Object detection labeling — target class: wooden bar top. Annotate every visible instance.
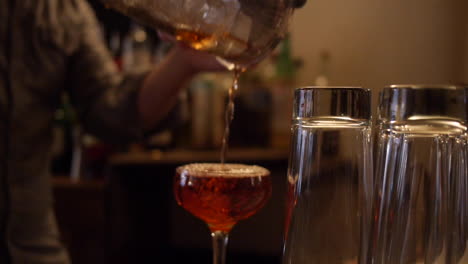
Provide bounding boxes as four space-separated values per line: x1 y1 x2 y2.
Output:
109 148 289 166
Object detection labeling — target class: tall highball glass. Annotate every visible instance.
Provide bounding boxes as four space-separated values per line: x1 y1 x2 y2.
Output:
283 87 373 264
367 85 467 264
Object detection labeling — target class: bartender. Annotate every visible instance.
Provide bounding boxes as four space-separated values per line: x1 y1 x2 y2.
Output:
0 0 223 263
1 0 308 262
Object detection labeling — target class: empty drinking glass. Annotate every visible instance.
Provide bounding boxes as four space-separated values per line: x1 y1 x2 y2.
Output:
283 87 373 264
367 85 468 264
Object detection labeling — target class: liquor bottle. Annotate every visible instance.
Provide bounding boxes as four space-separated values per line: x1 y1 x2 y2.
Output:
314 50 330 86
51 95 76 175
270 34 298 148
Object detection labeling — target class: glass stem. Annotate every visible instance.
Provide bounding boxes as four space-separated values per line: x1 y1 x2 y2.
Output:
211 231 229 264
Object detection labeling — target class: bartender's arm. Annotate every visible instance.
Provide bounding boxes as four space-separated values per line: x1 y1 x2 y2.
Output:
138 45 223 130
66 0 221 142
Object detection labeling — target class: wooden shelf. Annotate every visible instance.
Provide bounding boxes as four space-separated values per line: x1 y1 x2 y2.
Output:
52 177 106 190
109 148 289 166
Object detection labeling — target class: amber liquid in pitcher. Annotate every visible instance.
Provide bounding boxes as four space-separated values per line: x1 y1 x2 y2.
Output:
175 29 254 68
104 3 284 68
175 27 281 69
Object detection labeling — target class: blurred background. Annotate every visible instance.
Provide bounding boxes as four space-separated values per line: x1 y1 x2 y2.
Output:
51 0 468 263
291 0 468 108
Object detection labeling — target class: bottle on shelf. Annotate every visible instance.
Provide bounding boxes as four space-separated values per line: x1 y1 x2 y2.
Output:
51 94 77 176
122 23 154 74
314 50 330 86
270 33 300 149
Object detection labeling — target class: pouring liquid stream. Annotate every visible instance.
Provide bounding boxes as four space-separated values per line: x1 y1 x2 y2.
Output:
102 2 287 164
101 5 257 164
220 68 244 164
172 28 249 164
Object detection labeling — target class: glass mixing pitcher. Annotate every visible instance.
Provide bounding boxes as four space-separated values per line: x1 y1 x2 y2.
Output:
101 0 298 69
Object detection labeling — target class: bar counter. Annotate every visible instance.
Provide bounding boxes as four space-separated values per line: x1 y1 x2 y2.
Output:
54 147 289 264
109 147 290 165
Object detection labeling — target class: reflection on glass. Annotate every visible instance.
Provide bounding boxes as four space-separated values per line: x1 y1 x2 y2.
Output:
283 87 373 264
368 85 467 264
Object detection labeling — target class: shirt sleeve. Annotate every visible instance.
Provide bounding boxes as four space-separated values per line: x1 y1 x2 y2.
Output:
65 0 148 144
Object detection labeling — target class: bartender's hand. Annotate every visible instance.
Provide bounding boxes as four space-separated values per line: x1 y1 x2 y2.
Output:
176 44 226 73
158 32 225 73
137 44 224 130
